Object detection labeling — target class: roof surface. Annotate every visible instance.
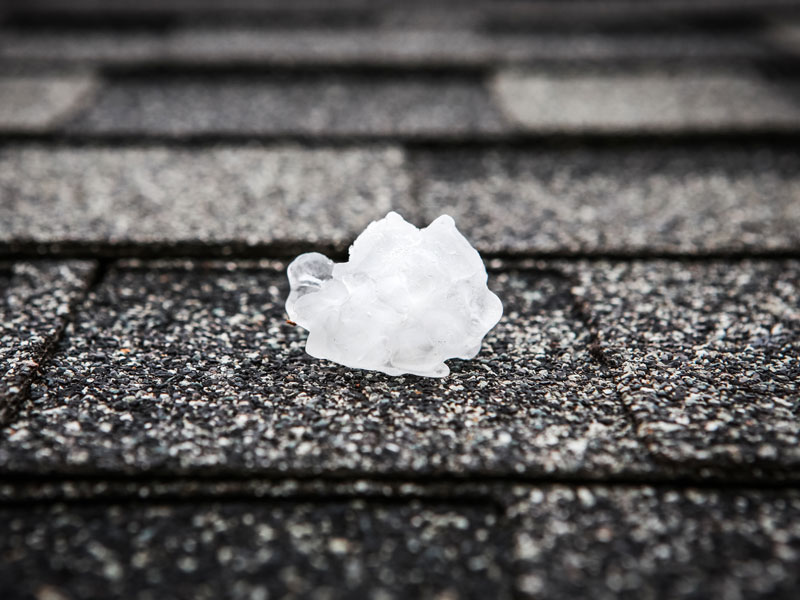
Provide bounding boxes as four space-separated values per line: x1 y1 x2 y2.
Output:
1 1 799 599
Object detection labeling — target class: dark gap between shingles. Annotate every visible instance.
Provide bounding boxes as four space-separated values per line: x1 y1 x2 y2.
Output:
4 242 800 263
2 472 800 507
5 130 800 149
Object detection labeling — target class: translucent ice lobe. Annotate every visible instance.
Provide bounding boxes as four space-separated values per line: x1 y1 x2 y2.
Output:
286 252 334 326
285 212 503 378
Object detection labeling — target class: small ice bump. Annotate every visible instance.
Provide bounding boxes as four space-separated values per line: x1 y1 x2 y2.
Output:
285 212 503 378
286 252 334 320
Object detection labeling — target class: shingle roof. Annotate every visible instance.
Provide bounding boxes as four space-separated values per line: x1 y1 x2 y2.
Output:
1 2 800 599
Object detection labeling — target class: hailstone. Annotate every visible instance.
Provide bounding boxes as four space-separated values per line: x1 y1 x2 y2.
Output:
285 211 503 378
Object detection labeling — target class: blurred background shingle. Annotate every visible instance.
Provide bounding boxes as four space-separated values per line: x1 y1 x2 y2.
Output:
1 2 799 599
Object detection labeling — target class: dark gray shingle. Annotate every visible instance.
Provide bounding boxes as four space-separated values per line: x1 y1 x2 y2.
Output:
415 146 800 255
0 261 96 424
510 485 800 600
0 28 770 67
569 260 800 475
0 262 648 478
0 145 413 253
0 500 511 600
66 75 506 137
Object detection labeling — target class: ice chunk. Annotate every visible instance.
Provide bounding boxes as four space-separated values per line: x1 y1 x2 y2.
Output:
286 212 503 378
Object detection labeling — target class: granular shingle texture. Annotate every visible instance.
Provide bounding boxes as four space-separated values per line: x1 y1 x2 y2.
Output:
569 261 800 474
493 70 800 133
0 145 412 252
414 146 800 255
0 261 96 425
510 485 800 600
0 262 648 478
0 500 511 600
66 75 507 137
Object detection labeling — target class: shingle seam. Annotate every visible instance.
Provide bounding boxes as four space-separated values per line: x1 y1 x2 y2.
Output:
562 266 661 469
2 476 800 507
4 245 800 263
6 131 800 145
0 260 103 428
0 491 505 511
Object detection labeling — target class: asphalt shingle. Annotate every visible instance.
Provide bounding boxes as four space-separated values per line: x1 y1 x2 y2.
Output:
0 261 96 425
569 261 800 476
0 500 510 600
0 28 771 67
164 28 515 67
415 145 800 255
0 74 98 132
0 31 164 65
492 69 800 133
66 74 506 138
510 485 800 600
162 29 781 67
0 262 648 478
1 1 798 594
0 145 412 254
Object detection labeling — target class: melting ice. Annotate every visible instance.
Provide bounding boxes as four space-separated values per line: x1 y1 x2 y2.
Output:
286 212 503 377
